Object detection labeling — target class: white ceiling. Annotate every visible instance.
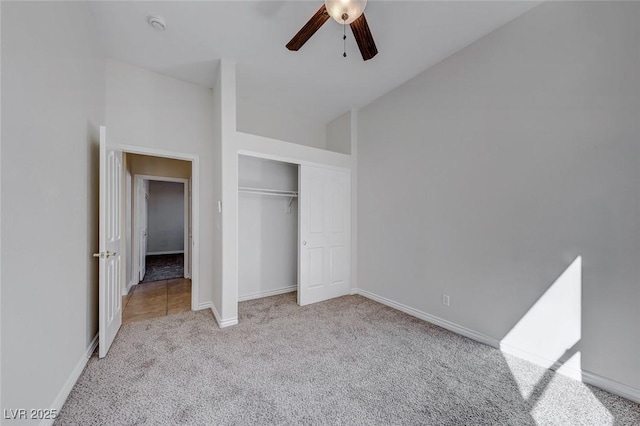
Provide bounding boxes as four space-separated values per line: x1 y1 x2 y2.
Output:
88 1 540 123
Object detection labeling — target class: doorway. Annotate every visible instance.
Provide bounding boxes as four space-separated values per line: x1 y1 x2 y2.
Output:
135 177 189 283
122 153 194 323
99 136 202 357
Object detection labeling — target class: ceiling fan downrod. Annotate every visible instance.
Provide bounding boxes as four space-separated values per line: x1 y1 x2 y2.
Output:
343 17 347 57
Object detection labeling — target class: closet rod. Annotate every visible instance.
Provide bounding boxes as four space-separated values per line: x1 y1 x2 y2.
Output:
238 186 298 197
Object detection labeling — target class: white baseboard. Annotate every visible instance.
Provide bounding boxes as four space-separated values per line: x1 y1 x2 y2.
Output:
582 370 640 403
147 250 184 256
121 280 135 296
353 288 499 348
499 342 584 382
352 288 640 404
238 285 297 302
41 334 98 426
196 301 212 311
210 303 238 328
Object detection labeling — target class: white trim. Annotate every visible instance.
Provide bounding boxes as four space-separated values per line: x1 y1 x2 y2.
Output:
500 342 640 402
236 131 352 170
116 144 200 311
40 334 98 426
582 370 640 403
211 303 238 328
353 288 640 404
147 250 184 256
499 342 581 378
354 288 499 348
238 286 297 302
196 301 212 311
121 279 135 296
115 144 195 162
135 176 189 184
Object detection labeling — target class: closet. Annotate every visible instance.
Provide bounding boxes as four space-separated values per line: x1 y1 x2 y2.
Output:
238 155 351 306
238 155 299 301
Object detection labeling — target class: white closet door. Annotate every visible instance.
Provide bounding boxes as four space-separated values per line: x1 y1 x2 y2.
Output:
97 126 123 358
298 165 351 306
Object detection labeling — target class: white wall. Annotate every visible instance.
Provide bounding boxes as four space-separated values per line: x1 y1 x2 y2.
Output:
237 98 327 150
214 59 240 326
106 60 214 306
358 1 640 394
1 1 105 420
147 181 184 254
238 156 298 300
326 111 351 155
211 63 224 316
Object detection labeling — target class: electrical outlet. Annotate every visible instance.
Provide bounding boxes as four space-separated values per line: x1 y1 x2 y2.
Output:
442 294 450 306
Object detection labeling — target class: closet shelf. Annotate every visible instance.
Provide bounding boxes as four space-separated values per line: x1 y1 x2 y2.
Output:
238 186 298 205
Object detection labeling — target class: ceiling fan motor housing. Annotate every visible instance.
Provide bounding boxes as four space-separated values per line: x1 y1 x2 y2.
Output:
325 0 368 25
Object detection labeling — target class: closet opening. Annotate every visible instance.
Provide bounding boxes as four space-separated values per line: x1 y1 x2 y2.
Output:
238 155 299 301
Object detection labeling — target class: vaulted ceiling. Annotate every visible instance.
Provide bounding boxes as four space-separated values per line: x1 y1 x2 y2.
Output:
88 1 540 123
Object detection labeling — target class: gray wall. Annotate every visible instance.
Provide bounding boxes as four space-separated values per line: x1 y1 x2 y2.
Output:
147 181 185 254
326 111 351 155
106 60 214 306
358 1 639 390
1 1 105 419
238 156 298 299
236 97 327 149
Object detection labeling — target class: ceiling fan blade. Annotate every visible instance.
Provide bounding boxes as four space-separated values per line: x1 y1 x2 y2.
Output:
350 13 378 61
286 5 330 51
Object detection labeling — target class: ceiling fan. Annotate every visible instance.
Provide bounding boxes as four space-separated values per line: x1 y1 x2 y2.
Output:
286 0 378 61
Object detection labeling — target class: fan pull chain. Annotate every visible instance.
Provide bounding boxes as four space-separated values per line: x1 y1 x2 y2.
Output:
343 23 347 58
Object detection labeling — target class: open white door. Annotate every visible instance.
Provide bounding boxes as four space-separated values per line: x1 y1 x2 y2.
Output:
298 165 351 306
97 126 123 358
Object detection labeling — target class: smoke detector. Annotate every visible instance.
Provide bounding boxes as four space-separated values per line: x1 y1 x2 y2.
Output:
147 16 167 32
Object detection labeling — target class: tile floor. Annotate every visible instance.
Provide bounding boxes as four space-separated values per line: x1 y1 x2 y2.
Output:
122 278 191 323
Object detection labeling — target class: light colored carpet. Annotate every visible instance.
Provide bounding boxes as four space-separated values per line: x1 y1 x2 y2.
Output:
57 293 640 425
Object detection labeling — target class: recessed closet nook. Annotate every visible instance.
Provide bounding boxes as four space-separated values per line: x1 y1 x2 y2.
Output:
235 94 354 311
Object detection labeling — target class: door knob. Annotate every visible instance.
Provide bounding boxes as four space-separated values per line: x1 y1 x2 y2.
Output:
303 241 307 246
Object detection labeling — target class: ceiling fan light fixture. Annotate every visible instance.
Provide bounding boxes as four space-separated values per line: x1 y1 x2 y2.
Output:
325 0 367 25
